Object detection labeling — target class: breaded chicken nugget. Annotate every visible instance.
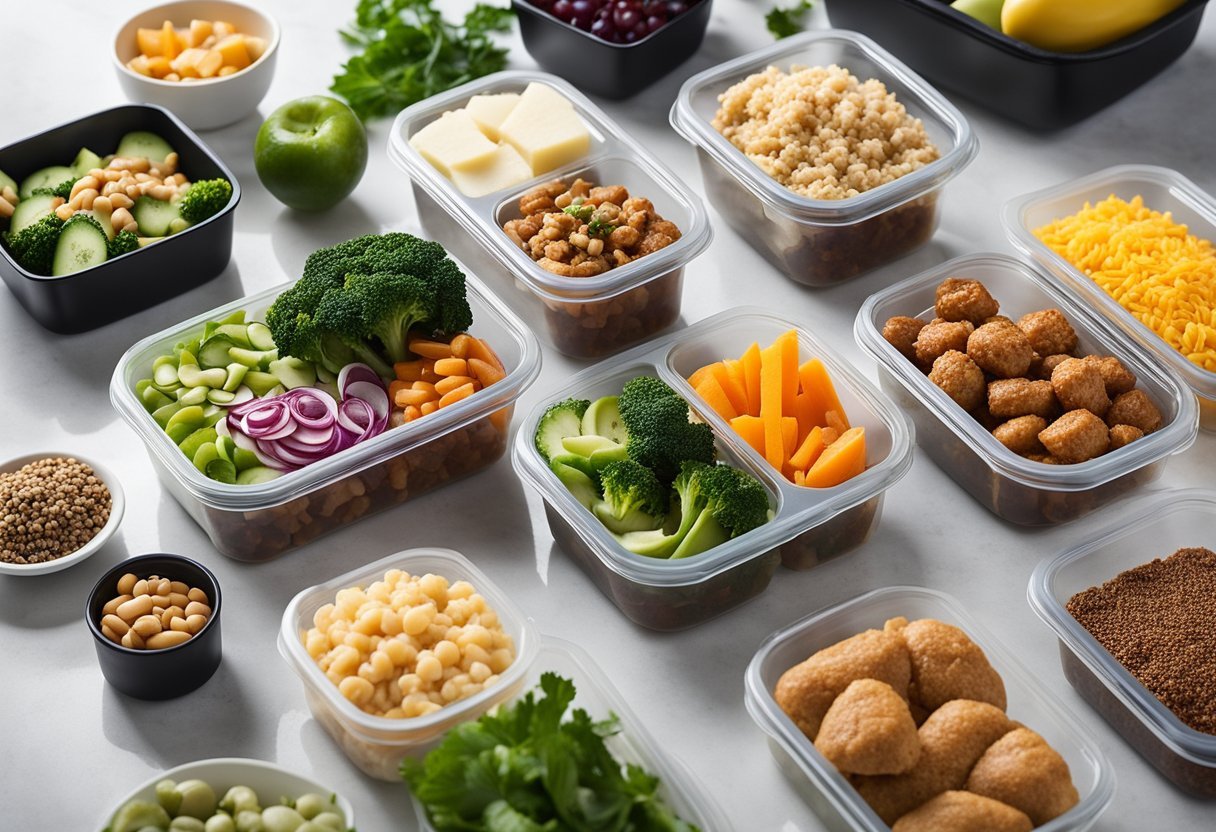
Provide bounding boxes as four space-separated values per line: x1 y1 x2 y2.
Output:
1018 309 1078 356
1039 410 1109 463
916 320 974 366
1108 423 1144 449
775 628 912 741
967 322 1034 378
988 378 1058 419
815 679 921 776
1106 389 1162 433
966 728 1080 826
992 416 1048 456
1037 353 1071 380
898 619 1006 712
1083 355 1136 396
892 791 1032 832
884 316 928 362
983 315 1016 328
1051 357 1110 416
929 351 985 411
854 700 1015 824
935 278 999 324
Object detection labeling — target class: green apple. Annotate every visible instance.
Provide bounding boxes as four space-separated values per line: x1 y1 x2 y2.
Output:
254 96 368 212
951 0 1004 29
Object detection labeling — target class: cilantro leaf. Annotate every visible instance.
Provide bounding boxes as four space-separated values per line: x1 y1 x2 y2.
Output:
766 0 814 39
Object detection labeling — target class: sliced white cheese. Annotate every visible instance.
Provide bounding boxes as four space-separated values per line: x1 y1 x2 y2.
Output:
465 93 521 142
497 83 590 177
452 143 534 198
409 109 498 178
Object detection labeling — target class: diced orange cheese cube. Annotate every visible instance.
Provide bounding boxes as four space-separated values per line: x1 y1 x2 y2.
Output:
161 20 181 59
730 415 765 455
189 19 213 48
137 28 163 57
695 375 737 421
214 34 250 69
197 49 224 78
146 56 172 78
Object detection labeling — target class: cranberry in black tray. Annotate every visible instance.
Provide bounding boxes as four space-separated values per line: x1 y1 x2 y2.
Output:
527 0 700 43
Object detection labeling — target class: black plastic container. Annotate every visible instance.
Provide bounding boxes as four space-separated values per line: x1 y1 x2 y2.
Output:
86 553 223 700
512 0 713 99
0 104 239 333
825 0 1211 130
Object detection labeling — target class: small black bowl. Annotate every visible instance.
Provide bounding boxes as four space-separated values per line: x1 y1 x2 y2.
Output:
86 553 223 700
512 0 713 99
0 103 239 333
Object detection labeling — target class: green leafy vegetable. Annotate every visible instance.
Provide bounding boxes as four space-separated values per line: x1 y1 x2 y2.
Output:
402 672 701 832
766 0 814 39
331 0 515 121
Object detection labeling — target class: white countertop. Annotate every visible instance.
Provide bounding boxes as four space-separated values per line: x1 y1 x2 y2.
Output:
1 1 1214 828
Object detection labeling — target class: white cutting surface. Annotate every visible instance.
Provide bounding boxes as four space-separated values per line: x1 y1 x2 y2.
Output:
1 1 1214 829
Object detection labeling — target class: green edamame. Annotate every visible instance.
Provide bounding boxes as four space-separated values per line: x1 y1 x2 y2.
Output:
260 805 305 832
204 815 237 832
220 785 261 815
175 780 218 820
156 779 183 816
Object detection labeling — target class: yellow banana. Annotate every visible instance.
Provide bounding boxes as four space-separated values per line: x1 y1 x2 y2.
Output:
1001 0 1188 52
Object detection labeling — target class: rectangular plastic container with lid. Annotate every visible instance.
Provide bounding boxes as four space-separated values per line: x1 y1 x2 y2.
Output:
512 308 914 630
389 70 712 359
409 635 730 830
1029 489 1216 797
278 547 541 781
854 252 1198 525
1004 164 1216 432
744 585 1115 832
669 30 976 287
110 267 541 562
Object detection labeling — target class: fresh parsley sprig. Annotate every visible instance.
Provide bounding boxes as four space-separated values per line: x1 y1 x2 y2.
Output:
766 0 815 39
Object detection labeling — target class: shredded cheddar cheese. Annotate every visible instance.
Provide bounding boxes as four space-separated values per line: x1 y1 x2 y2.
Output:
1034 195 1216 374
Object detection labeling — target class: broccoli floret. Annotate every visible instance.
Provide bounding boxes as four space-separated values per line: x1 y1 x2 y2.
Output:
618 376 715 483
312 280 395 378
593 460 669 534
670 463 770 558
178 178 233 223
107 230 139 259
613 460 711 558
6 213 65 274
31 178 77 201
345 271 437 365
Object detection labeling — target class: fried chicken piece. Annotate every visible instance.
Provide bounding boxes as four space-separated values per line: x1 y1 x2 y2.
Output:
854 700 1016 824
774 628 912 741
815 679 921 776
983 315 1015 328
894 619 1006 712
992 416 1048 456
1018 309 1078 356
987 378 1057 420
935 277 999 325
1036 353 1071 380
967 322 1034 379
1083 355 1137 396
883 316 928 362
1105 389 1162 433
1039 410 1109 463
929 351 985 411
1108 423 1144 449
1051 357 1110 416
892 791 1032 832
915 321 974 366
966 728 1080 826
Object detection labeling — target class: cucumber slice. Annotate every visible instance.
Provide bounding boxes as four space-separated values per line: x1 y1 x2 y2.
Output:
178 364 227 388
152 401 183 428
550 461 598 509
18 165 75 199
51 215 108 276
236 466 282 485
116 131 175 164
246 322 275 351
232 448 261 472
561 434 622 458
71 147 103 177
206 388 236 405
582 396 627 444
268 356 316 390
214 323 253 347
192 442 220 473
10 193 56 235
132 195 181 237
0 169 16 197
229 346 277 369
243 371 281 397
176 386 209 406
207 458 237 484
79 209 114 240
223 363 248 392
178 427 219 460
198 335 238 369
534 404 586 462
217 309 247 326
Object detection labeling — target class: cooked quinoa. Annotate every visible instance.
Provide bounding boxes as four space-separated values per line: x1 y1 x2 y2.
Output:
712 64 940 200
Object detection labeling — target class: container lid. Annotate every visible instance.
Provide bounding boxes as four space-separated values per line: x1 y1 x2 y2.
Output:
854 252 1198 492
1004 163 1216 402
669 29 977 227
389 70 712 302
110 264 540 512
512 307 914 589
1029 489 1216 767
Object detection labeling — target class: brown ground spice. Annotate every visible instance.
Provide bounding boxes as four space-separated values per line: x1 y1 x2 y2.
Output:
1066 546 1216 735
0 457 111 564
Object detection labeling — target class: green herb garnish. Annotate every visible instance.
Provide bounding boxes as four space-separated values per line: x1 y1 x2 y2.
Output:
331 0 515 121
766 0 814 39
402 672 700 832
563 201 594 223
588 217 618 237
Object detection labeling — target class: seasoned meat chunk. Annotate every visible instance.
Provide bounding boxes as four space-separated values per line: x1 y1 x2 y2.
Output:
1106 389 1162 433
1039 410 1109 463
1018 309 1078 356
935 277 999 324
1050 357 1110 416
929 351 985 411
967 322 1034 379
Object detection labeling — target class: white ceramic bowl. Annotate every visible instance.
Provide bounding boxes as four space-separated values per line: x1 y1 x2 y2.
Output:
97 757 356 829
0 452 124 576
112 0 280 130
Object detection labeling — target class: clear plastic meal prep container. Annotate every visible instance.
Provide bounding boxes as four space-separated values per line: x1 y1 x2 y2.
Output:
111 267 541 562
278 547 540 781
745 585 1115 832
1029 489 1216 798
1004 164 1216 433
410 635 730 830
512 308 914 631
390 70 712 360
854 252 1198 526
669 30 977 287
